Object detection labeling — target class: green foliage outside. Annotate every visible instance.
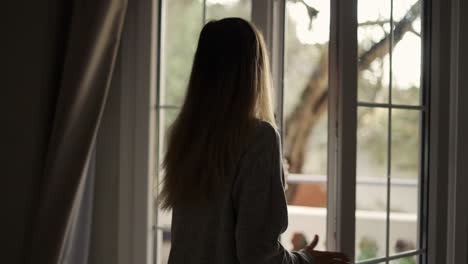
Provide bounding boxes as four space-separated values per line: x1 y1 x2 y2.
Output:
357 236 378 261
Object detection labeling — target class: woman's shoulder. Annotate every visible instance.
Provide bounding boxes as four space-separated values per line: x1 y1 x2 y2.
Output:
248 119 281 150
252 119 279 139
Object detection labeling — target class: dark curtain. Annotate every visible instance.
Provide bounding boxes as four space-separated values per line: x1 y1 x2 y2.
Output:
60 150 96 264
1 0 127 263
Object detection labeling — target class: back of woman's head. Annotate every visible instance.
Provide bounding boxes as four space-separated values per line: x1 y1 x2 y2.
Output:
159 17 276 210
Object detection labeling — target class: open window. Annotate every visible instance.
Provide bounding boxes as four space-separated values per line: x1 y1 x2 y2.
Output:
355 0 426 263
153 0 429 263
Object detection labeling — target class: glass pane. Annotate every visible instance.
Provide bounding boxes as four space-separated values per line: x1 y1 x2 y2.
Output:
390 256 419 264
155 108 179 264
356 107 388 261
206 0 251 21
393 0 421 21
391 0 422 105
155 211 172 264
161 0 203 106
358 0 391 103
389 110 421 255
283 0 330 251
159 108 180 156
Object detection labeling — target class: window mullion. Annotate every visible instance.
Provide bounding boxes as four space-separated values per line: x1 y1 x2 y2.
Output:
385 0 395 261
327 0 358 259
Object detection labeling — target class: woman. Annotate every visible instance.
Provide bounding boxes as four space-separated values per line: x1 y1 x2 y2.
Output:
160 17 350 264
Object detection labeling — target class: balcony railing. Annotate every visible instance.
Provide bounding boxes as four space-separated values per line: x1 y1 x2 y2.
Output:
288 173 418 187
154 174 419 263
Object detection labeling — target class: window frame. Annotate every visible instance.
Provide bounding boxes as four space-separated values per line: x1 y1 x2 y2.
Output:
254 0 358 256
260 0 432 263
327 0 358 258
351 0 430 263
153 0 426 262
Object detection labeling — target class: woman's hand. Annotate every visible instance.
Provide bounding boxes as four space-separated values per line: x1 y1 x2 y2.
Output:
305 235 352 264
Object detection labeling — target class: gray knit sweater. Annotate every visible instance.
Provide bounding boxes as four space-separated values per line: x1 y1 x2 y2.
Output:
168 121 315 264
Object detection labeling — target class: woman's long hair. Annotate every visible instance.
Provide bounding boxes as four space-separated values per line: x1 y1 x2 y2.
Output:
159 18 276 210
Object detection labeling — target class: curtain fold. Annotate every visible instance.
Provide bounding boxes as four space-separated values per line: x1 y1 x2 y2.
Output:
60 149 96 264
27 0 127 263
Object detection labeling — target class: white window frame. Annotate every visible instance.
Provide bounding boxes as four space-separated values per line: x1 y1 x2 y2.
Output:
255 0 433 263
252 2 358 258
327 0 357 257
152 0 425 262
254 0 358 259
351 0 429 262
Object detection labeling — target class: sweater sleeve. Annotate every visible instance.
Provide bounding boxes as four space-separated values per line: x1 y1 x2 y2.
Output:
232 121 315 264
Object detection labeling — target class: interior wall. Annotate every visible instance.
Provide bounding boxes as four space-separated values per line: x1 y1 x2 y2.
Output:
458 0 468 260
427 0 451 262
1 2 71 263
446 0 468 262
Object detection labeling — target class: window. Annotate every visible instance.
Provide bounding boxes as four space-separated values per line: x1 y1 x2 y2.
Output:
155 1 252 263
154 0 428 263
355 0 425 263
282 0 330 251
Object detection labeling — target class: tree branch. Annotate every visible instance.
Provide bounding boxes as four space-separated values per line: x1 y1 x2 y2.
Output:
284 1 421 175
358 20 391 27
409 27 421 37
